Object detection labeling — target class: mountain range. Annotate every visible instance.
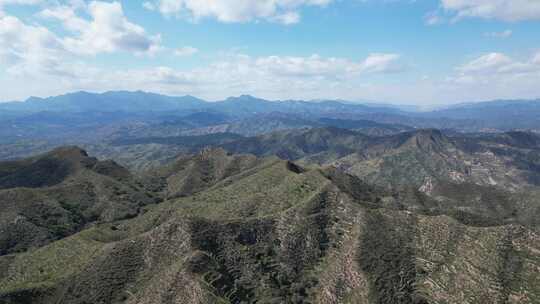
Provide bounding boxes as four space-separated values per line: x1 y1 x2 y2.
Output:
1 91 540 303
1 92 540 141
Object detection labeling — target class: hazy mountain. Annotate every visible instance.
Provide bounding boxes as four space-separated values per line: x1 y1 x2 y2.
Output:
3 91 540 150
420 99 540 130
0 91 402 118
0 91 206 114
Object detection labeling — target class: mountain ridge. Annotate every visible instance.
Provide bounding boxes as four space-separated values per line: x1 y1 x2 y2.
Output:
0 146 538 303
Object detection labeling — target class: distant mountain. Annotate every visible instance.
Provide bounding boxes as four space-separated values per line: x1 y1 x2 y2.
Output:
421 99 540 130
317 117 413 136
3 91 540 146
3 91 540 129
112 132 244 148
118 113 412 140
0 91 206 114
221 127 371 161
0 91 415 145
0 91 403 117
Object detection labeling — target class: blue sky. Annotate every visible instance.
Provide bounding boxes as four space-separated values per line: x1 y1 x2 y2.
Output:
1 0 540 105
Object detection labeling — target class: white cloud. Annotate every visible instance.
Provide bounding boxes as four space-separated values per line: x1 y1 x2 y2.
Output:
145 0 333 24
440 0 540 22
457 52 539 75
39 5 87 32
174 46 198 56
1 0 166 91
359 53 403 73
437 51 540 102
272 11 300 25
0 52 406 102
484 29 512 39
457 53 513 73
4 48 540 106
0 14 66 76
41 1 162 55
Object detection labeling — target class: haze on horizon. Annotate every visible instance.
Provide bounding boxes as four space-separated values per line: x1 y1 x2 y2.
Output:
1 0 540 106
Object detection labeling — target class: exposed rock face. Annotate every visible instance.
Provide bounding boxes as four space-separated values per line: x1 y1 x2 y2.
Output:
419 177 434 195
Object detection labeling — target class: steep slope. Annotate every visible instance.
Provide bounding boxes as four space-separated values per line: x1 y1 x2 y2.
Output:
144 148 265 198
332 129 540 194
215 129 540 231
0 153 538 304
216 128 465 189
219 128 540 192
336 129 467 189
0 147 157 255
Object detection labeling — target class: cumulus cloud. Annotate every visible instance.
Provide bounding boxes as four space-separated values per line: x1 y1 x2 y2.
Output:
439 51 540 102
41 1 162 55
1 0 165 89
457 52 539 75
0 14 65 75
144 0 333 24
440 0 540 22
457 53 513 74
1 52 407 101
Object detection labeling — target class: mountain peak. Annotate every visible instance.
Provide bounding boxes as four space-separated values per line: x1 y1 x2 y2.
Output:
226 95 266 103
0 146 94 190
239 94 257 99
44 146 95 167
25 96 44 103
46 146 89 158
198 147 229 160
402 129 451 152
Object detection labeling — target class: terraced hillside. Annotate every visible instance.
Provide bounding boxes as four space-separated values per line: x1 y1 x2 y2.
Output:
0 147 539 304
